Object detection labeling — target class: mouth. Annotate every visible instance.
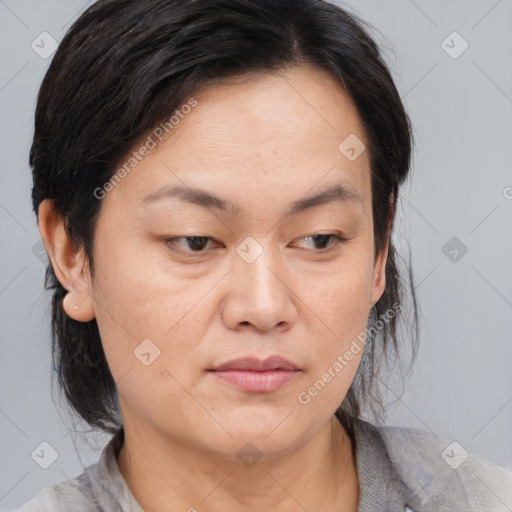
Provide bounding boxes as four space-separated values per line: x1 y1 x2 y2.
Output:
208 355 301 392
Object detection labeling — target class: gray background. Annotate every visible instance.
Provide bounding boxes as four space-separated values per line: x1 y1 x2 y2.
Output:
1 0 511 509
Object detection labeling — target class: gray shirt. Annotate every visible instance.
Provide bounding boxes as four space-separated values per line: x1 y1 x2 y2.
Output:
12 418 512 511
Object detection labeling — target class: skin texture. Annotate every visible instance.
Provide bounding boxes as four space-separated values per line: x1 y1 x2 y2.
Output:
39 65 389 512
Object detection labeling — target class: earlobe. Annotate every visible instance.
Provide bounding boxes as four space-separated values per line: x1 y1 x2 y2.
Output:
37 199 96 322
62 291 96 322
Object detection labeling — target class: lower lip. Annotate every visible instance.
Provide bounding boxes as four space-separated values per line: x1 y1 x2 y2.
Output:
210 369 299 392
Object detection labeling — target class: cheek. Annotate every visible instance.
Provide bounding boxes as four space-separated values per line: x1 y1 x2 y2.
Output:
91 255 212 435
90 235 211 387
305 250 374 341
295 292 367 420
295 251 373 407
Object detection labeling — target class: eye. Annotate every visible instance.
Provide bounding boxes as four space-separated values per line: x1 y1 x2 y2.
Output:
165 236 219 253
163 233 345 255
292 233 345 252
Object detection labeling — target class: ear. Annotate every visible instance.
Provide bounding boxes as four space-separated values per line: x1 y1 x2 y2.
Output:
369 194 394 307
37 199 96 322
369 241 388 308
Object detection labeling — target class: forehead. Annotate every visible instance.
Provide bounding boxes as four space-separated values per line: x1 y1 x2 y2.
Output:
109 65 371 212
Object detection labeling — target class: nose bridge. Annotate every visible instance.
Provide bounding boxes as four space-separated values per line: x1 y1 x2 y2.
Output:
235 234 275 277
233 235 287 300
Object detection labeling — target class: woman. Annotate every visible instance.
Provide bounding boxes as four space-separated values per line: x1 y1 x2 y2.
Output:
17 0 512 510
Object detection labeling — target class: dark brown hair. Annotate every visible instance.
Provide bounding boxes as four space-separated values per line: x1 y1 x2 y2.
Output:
30 0 419 435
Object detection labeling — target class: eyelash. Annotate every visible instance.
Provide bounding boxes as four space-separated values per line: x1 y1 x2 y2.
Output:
163 233 346 255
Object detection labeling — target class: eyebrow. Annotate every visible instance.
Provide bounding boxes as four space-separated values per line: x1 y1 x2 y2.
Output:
140 181 363 217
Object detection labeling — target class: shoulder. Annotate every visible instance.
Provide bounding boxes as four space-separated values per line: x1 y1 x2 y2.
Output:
11 472 97 512
355 419 512 511
11 429 129 512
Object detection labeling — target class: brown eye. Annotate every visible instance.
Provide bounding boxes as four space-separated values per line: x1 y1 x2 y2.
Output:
165 236 217 253
294 234 344 252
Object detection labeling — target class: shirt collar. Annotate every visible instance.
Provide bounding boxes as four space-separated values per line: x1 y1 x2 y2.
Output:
350 417 414 511
85 427 145 512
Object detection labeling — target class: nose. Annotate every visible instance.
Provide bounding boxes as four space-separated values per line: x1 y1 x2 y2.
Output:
221 238 298 332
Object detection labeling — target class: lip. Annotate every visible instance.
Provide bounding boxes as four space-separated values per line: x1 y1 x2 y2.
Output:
209 356 301 392
211 355 300 372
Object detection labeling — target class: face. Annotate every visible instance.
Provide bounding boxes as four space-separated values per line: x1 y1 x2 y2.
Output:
89 65 387 459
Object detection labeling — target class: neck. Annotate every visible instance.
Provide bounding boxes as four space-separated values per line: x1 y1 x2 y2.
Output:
117 415 359 512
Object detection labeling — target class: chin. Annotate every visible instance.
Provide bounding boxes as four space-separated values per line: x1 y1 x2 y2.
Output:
201 429 304 465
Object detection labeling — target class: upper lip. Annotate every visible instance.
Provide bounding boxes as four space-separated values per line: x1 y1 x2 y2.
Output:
211 355 300 372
